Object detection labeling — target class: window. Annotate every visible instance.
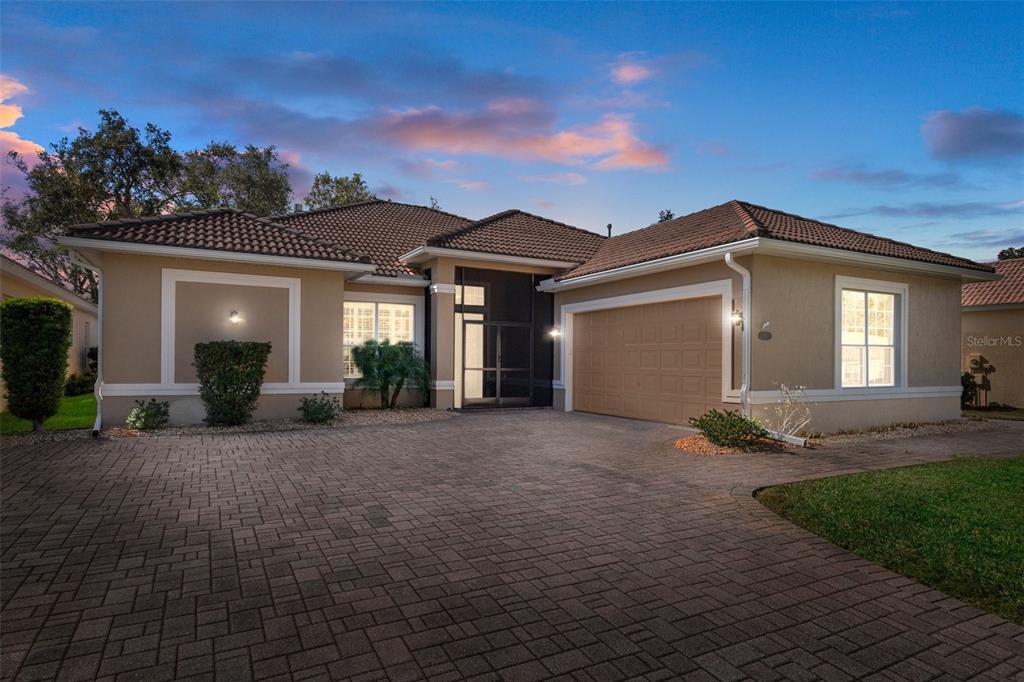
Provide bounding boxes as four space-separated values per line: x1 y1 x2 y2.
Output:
840 288 896 387
343 301 416 376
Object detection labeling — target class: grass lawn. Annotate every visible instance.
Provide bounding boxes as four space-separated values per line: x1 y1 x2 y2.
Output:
758 456 1024 624
0 394 97 434
963 408 1024 421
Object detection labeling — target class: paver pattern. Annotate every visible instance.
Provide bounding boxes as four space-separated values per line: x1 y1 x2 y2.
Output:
2 412 1022 681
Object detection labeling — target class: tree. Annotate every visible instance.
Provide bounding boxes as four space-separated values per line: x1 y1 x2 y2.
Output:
998 247 1024 260
0 298 73 432
429 196 441 211
177 142 291 215
304 171 376 210
351 340 429 409
658 209 675 222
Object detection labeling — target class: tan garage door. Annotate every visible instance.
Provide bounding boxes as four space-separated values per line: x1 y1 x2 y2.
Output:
572 296 723 424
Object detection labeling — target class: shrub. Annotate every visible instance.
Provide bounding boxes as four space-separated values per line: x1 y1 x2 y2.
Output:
65 372 97 397
352 340 429 409
0 297 73 432
298 392 342 423
126 399 170 430
688 409 767 448
961 371 978 408
87 346 98 373
193 340 272 425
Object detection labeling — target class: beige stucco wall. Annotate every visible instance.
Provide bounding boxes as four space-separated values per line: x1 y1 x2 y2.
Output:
748 255 962 390
751 396 960 434
962 307 1024 407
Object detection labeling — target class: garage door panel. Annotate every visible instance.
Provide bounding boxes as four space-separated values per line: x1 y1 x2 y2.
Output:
572 295 725 425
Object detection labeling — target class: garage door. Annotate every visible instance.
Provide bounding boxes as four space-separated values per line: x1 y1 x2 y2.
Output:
572 296 723 424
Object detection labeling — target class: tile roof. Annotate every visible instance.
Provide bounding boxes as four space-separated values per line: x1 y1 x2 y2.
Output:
962 257 1024 307
558 200 993 280
276 201 472 277
66 208 370 265
426 210 605 264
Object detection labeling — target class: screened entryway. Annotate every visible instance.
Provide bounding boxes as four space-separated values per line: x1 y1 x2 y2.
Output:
454 267 554 408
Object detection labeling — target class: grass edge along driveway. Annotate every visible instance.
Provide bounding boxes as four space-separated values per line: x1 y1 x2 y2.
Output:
758 456 1024 625
0 394 96 434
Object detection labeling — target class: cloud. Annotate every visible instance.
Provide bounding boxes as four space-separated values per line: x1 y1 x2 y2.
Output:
812 164 962 190
0 75 44 198
922 107 1024 160
944 227 1024 248
826 200 1024 220
277 149 313 202
446 178 490 191
608 51 709 86
522 172 587 185
611 58 654 85
398 157 460 178
373 182 404 200
535 199 556 209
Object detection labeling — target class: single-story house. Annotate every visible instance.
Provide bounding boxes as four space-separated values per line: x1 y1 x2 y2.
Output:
1 254 99 411
58 199 996 433
961 256 1024 407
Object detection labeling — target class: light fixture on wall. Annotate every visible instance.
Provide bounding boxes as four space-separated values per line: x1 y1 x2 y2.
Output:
549 327 561 338
730 309 744 328
229 310 242 325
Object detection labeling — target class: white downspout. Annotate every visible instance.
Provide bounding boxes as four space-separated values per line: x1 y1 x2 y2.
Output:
71 252 103 436
724 253 751 418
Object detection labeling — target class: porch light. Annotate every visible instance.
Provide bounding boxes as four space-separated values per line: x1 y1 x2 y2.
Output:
549 327 561 338
229 310 242 325
730 309 744 327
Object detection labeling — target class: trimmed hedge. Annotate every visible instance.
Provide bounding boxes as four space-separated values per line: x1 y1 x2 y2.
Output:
193 340 272 425
0 297 73 432
688 408 767 448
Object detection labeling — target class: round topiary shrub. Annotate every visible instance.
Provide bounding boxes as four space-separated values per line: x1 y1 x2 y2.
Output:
193 340 272 426
0 297 73 432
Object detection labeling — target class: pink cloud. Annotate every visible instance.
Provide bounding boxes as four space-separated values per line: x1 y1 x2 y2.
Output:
611 61 654 85
0 75 29 101
0 76 44 199
375 103 667 170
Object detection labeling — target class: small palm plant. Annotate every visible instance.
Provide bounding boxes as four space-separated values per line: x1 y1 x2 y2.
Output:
351 340 430 409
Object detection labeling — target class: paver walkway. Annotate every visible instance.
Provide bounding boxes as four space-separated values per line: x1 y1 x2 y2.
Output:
2 412 1022 681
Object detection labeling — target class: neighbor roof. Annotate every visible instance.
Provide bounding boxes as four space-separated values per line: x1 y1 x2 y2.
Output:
66 209 370 265
276 200 472 277
962 257 1024 307
426 210 605 264
558 200 994 280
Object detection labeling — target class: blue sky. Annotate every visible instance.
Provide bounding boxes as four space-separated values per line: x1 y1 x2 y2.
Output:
2 1 1022 261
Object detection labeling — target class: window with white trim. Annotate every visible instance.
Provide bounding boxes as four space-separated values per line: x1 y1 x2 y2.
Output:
343 301 415 376
840 288 897 387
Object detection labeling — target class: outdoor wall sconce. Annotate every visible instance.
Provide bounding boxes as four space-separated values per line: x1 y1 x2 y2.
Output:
549 327 561 338
229 310 242 325
730 309 744 327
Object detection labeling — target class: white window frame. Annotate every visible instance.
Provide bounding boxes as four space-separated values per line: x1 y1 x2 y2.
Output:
834 275 908 392
343 291 425 378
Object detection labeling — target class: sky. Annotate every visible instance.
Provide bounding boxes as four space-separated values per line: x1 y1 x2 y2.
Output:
1 1 1022 261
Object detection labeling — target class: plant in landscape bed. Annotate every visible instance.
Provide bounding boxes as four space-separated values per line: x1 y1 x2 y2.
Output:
298 392 342 423
688 408 767 448
352 339 429 409
193 340 271 426
64 372 97 397
125 399 170 430
758 456 1024 624
0 297 73 432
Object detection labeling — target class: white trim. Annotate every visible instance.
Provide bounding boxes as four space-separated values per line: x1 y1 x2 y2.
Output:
748 386 959 404
400 245 575 269
538 240 759 292
352 274 430 287
103 382 345 397
161 269 301 386
430 380 456 390
552 380 565 390
59 237 376 275
834 275 909 391
344 290 425 355
557 280 735 413
429 283 457 295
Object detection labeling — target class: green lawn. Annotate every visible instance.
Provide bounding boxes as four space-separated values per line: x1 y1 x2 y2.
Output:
1 394 97 434
758 456 1024 624
963 408 1024 421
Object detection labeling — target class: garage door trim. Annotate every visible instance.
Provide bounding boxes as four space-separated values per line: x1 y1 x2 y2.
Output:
558 279 739 412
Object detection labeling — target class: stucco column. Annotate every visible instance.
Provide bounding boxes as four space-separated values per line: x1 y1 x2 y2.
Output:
428 260 456 409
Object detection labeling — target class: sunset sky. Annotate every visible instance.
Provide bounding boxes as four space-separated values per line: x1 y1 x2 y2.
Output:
1 1 1022 261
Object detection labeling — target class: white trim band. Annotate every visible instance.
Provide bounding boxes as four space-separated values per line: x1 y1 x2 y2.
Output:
429 283 457 295
748 386 960 404
430 380 456 390
103 382 346 396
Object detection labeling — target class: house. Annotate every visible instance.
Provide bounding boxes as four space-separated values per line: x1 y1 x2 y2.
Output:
1 254 99 411
58 199 996 432
961 257 1024 408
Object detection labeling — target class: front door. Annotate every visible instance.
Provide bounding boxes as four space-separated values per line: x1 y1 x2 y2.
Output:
462 321 533 406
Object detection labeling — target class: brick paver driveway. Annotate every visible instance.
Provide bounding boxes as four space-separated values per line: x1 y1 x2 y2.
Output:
3 412 1022 681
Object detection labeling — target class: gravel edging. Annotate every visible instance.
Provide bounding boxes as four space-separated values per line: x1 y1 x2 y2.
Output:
815 417 994 445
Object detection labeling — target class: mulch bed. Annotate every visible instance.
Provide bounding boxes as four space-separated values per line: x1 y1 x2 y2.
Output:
673 434 796 456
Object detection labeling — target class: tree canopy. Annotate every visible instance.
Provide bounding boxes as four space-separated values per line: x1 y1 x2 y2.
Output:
657 209 675 222
997 246 1024 260
304 171 376 210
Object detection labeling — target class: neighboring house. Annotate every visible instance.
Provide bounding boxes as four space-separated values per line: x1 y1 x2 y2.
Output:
961 257 1024 407
58 199 996 432
1 254 99 411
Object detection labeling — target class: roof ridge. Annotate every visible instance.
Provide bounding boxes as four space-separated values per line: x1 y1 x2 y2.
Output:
66 207 243 231
736 200 984 269
429 208 605 247
729 200 768 237
281 199 474 224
